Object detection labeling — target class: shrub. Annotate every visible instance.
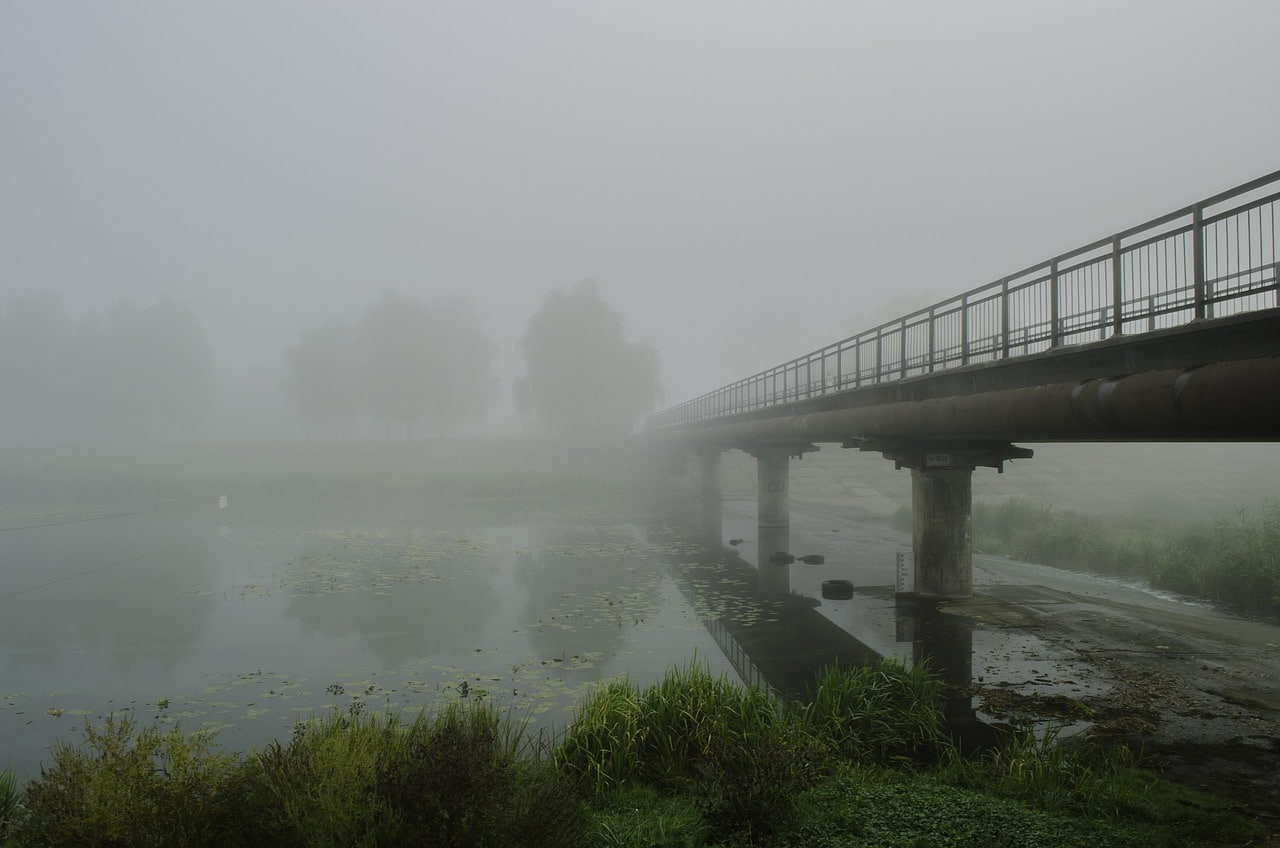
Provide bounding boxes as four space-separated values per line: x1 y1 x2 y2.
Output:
14 712 237 848
375 702 582 848
221 712 403 848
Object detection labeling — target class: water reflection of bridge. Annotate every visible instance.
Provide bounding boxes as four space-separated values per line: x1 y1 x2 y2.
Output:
655 497 989 743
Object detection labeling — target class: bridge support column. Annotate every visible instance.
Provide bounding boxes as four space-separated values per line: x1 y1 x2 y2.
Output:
911 467 973 598
748 442 818 528
756 450 790 528
694 447 722 501
757 525 791 598
850 439 1033 600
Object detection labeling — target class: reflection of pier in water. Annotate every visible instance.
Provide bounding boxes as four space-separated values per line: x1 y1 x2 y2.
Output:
657 496 992 744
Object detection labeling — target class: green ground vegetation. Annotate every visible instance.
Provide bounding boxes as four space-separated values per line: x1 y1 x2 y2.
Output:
0 660 1263 847
897 497 1280 617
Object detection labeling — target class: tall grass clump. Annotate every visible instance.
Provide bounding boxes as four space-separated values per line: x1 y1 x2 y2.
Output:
12 711 238 848
971 497 1280 616
799 658 947 765
0 768 20 844
1156 502 1280 616
557 662 827 839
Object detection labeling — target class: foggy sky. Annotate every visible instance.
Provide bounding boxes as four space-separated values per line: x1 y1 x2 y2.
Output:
3 1 1278 427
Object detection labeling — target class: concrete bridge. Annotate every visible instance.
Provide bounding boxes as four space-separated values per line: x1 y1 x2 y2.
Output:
648 169 1280 599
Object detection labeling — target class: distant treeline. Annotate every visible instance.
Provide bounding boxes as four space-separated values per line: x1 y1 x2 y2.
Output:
0 295 214 441
0 280 663 442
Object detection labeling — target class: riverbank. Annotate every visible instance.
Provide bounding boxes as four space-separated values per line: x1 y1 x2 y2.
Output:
0 662 1263 847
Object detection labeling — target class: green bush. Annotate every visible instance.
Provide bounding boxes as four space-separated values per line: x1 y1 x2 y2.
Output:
13 712 238 848
375 703 582 848
220 712 403 848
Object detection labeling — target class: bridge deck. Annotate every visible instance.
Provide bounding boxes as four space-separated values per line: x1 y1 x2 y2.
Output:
650 169 1280 444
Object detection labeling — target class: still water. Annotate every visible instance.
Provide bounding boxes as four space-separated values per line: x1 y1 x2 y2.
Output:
0 458 1098 781
0 488 745 779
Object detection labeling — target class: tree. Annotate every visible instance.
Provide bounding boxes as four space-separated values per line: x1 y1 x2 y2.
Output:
288 291 498 439
515 281 662 437
0 295 215 441
356 291 437 439
284 319 359 436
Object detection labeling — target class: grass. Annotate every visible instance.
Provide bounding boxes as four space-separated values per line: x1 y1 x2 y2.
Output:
902 496 1280 617
556 661 827 839
798 659 946 766
931 723 1263 846
0 663 1266 847
0 769 18 845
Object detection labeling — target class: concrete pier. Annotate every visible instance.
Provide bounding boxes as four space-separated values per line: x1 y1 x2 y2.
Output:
911 466 974 598
755 449 790 528
854 440 1032 600
695 447 722 501
748 443 817 529
757 525 791 598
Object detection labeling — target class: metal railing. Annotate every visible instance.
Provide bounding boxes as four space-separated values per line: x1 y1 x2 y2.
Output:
649 169 1280 429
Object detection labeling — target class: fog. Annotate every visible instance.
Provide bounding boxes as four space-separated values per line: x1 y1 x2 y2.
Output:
3 1 1278 440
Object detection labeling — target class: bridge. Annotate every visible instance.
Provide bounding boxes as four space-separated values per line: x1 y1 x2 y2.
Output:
647 169 1280 599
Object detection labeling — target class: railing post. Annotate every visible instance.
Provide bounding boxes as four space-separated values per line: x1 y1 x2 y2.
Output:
1111 235 1123 337
854 338 862 388
1193 203 1207 319
1000 278 1010 358
960 295 970 366
899 319 907 380
927 307 936 372
875 326 883 382
1049 258 1061 347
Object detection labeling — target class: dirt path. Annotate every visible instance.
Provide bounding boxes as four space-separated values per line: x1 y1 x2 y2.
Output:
946 579 1280 822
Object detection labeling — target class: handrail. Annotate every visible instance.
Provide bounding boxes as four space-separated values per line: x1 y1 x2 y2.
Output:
648 169 1280 430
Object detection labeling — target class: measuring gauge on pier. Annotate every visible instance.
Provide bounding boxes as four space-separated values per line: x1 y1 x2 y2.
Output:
895 551 915 595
